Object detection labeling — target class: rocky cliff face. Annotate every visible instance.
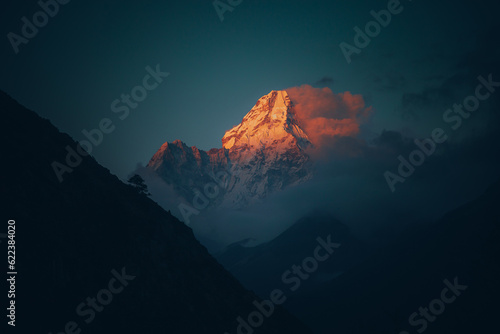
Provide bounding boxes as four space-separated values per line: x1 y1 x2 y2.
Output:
147 90 313 209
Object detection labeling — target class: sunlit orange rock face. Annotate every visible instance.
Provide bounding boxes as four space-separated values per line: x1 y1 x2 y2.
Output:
222 90 311 153
148 90 313 209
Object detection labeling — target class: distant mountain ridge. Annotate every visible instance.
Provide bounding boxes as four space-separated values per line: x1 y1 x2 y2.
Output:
147 90 312 209
285 181 500 334
214 182 500 334
215 213 369 296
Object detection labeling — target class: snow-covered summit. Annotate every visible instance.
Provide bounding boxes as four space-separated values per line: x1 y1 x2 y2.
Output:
147 90 312 210
222 90 311 152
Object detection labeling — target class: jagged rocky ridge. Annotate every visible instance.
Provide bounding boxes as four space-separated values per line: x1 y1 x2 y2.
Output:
147 90 312 209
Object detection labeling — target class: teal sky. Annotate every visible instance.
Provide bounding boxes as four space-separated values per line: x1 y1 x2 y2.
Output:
1 0 498 179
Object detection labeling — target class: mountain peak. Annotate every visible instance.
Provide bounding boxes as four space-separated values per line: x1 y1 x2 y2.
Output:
221 90 310 152
147 90 313 210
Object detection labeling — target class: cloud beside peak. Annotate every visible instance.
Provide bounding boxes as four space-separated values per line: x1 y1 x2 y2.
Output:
286 85 371 148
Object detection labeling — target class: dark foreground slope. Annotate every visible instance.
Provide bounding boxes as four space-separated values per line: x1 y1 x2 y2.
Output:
0 91 311 334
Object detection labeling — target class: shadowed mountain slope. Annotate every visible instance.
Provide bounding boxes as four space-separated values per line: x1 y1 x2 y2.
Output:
286 180 500 333
0 91 311 334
